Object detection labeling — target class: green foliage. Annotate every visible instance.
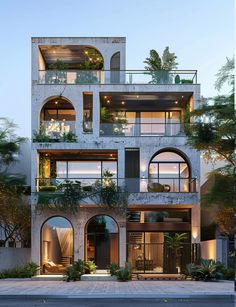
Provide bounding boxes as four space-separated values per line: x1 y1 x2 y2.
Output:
49 59 69 70
165 233 188 251
33 127 51 143
221 267 235 280
39 186 57 192
144 47 178 84
186 57 235 167
0 118 26 170
185 259 224 281
181 79 193 84
60 131 77 142
0 263 39 279
100 107 114 123
116 263 132 281
36 180 85 214
91 170 128 215
64 259 96 282
108 262 119 276
175 74 181 84
84 260 96 274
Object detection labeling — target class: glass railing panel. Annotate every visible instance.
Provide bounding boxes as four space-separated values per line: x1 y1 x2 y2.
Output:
36 177 197 193
99 123 185 137
38 70 197 85
42 121 75 138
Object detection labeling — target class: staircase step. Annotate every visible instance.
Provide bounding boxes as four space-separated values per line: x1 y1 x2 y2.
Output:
81 274 117 281
31 275 63 281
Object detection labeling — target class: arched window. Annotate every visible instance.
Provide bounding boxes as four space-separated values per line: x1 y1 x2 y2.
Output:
41 216 73 274
86 215 119 268
110 52 120 84
148 151 190 192
40 97 76 139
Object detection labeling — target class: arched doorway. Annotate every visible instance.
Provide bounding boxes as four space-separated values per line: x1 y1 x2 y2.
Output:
148 150 191 192
41 216 73 274
85 215 119 269
40 96 76 140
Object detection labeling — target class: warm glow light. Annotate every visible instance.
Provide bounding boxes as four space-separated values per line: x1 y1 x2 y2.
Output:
136 95 139 98
121 101 125 105
107 100 110 103
55 101 58 105
84 51 88 55
175 100 178 104
181 95 184 99
141 164 146 172
104 96 107 99
89 57 92 61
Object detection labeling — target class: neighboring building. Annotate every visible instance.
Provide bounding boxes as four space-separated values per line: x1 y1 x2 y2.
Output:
31 37 200 275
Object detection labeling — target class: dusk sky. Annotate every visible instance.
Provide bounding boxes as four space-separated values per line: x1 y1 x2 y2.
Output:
0 0 234 137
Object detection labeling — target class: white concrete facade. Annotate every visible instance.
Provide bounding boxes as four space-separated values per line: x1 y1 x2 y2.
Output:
31 37 201 272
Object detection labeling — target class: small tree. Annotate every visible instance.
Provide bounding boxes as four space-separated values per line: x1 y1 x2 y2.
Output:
144 47 178 83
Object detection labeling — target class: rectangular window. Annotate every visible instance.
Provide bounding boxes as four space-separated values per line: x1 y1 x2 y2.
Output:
83 93 93 132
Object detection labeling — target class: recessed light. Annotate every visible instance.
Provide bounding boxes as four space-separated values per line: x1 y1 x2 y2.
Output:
55 101 58 104
181 95 184 99
121 101 125 105
107 100 110 103
104 96 107 99
175 100 178 104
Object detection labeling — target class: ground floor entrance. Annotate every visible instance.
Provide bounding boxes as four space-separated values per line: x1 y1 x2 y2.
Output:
85 215 119 269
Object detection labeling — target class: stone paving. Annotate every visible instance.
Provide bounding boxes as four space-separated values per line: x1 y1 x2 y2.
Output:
0 280 234 298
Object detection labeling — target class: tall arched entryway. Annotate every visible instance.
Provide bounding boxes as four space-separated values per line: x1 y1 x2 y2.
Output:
41 216 73 274
85 215 119 269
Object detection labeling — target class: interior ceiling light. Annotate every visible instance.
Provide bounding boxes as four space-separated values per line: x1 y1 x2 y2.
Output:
84 51 88 55
107 100 110 103
136 95 139 98
55 101 58 104
104 96 107 99
181 95 184 99
175 100 178 104
121 101 125 105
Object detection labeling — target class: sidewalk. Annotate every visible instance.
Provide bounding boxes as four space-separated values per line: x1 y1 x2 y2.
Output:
0 280 234 299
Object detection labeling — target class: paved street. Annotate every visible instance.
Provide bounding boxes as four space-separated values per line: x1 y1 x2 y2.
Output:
0 298 234 307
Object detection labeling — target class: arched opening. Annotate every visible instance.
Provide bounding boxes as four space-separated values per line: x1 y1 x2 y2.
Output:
110 52 120 83
41 216 73 274
40 96 76 139
85 215 119 269
39 45 104 84
148 150 191 192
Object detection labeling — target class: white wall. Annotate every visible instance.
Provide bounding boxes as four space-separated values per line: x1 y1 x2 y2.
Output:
0 247 31 270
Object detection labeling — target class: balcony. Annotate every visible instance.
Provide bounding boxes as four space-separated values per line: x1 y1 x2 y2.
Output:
42 120 76 139
38 70 197 85
35 177 197 193
99 122 186 137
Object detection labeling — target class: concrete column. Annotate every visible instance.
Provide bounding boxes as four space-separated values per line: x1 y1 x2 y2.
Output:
31 149 39 193
191 205 201 243
118 149 125 186
31 200 41 270
75 91 83 138
93 91 100 138
73 218 81 261
119 221 127 266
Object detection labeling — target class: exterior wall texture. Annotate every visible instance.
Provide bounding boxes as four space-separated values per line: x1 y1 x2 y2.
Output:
31 37 201 270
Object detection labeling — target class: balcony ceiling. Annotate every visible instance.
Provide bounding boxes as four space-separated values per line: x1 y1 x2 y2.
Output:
39 150 117 160
39 45 103 68
101 92 192 109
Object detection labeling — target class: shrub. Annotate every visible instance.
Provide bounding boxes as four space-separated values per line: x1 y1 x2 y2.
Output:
181 79 193 84
185 259 224 281
175 74 181 84
108 263 119 276
60 131 77 142
221 267 235 280
39 186 57 192
64 266 81 282
84 260 96 274
116 263 132 282
0 262 39 279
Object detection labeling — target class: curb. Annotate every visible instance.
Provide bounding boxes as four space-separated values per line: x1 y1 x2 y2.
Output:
0 294 234 300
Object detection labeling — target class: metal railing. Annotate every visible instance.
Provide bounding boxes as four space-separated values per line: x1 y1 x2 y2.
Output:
38 70 197 85
100 122 186 137
35 177 197 193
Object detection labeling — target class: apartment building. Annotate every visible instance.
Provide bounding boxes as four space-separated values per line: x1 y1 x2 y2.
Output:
31 37 200 275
